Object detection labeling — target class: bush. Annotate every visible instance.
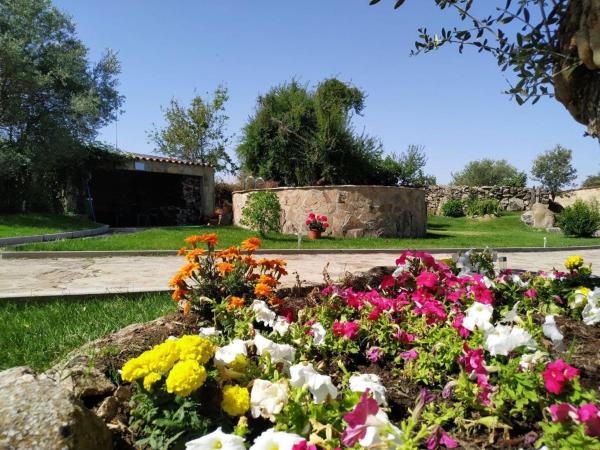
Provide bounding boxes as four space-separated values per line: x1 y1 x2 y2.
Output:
557 200 600 237
467 199 501 217
441 199 465 217
240 191 282 236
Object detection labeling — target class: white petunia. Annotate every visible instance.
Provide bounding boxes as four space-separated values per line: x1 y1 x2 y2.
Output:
359 410 403 448
289 362 338 404
214 339 248 368
511 274 529 288
253 333 296 367
198 327 220 337
251 300 277 327
502 301 523 324
571 287 592 309
392 263 409 278
582 301 600 325
249 428 303 450
310 322 326 346
272 317 290 336
482 276 496 289
542 315 564 347
348 373 387 406
462 302 494 331
484 324 536 356
519 350 548 371
250 379 289 421
185 427 246 450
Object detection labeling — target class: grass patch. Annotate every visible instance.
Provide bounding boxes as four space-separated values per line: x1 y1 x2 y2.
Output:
0 293 173 372
0 213 98 238
15 213 600 251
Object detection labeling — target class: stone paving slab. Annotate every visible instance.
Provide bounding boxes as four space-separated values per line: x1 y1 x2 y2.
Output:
0 250 599 299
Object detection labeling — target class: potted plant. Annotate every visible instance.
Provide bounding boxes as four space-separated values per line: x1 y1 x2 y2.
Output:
305 212 329 239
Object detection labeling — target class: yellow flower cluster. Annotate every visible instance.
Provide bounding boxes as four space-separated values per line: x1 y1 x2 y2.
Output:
166 360 207 397
565 255 584 271
121 335 215 397
221 384 250 416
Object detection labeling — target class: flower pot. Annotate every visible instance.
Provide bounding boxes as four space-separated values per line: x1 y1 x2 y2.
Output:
308 229 321 240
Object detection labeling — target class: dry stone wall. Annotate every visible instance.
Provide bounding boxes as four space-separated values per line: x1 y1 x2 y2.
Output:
425 185 550 215
232 185 427 238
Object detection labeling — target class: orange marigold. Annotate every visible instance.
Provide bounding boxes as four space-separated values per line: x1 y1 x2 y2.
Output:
169 272 186 288
258 274 278 287
268 296 283 307
243 256 258 268
217 262 235 275
241 237 261 252
186 248 206 262
254 283 272 297
177 247 187 256
172 287 188 302
258 258 274 269
216 246 240 260
226 296 245 311
182 300 191 315
184 233 218 248
178 262 199 279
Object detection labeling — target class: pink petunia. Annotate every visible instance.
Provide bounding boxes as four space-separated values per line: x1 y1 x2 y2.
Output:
548 403 577 423
452 313 470 338
524 288 538 299
292 441 317 450
578 404 600 438
366 346 381 363
332 320 360 339
416 271 439 289
426 426 458 449
400 349 419 360
341 391 379 447
543 359 580 395
458 344 487 375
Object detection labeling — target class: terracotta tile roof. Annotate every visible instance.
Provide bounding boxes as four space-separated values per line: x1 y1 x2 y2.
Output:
124 152 214 167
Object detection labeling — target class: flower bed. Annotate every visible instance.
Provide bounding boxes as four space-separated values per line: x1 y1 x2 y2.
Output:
115 234 600 449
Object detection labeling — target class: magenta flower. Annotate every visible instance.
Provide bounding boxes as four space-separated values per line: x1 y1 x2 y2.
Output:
458 344 487 375
292 441 317 450
452 313 470 338
393 329 415 344
543 359 580 395
416 271 439 289
578 403 600 438
413 299 447 324
366 346 381 363
524 288 538 299
476 373 493 406
332 320 360 339
400 349 419 360
470 282 494 304
549 403 577 423
341 391 379 447
380 274 396 290
426 426 458 449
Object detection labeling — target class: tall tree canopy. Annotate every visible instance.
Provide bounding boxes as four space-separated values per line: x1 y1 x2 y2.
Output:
531 144 577 200
369 0 600 141
236 78 400 186
0 0 123 211
451 158 527 187
148 86 236 173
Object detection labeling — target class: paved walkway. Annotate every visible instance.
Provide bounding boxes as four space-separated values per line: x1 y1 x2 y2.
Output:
1 249 599 299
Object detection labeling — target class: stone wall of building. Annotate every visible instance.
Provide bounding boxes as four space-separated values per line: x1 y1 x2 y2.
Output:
232 185 427 238
425 185 550 215
556 186 600 209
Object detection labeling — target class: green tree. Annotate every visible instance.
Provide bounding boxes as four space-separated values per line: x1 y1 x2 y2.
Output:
148 87 235 173
531 145 577 200
451 159 527 187
582 173 600 188
0 0 123 212
368 1 600 141
381 145 437 187
236 79 395 186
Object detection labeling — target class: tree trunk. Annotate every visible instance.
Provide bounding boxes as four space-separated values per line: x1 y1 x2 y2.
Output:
554 0 600 140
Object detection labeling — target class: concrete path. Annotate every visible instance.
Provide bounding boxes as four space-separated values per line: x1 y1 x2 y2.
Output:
1 249 599 299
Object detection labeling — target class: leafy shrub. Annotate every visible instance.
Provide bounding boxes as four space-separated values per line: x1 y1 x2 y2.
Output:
558 200 600 237
467 199 501 217
240 191 281 236
441 199 465 217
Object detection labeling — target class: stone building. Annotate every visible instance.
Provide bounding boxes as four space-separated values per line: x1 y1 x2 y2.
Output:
90 153 214 226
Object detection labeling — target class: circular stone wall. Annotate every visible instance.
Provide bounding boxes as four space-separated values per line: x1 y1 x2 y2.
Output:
232 185 427 238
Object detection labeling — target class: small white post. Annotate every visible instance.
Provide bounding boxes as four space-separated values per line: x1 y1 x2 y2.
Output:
543 237 547 248
297 231 302 249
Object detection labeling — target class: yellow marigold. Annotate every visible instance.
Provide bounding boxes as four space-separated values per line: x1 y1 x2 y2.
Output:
166 360 207 397
143 372 162 390
254 283 272 297
217 262 235 275
241 237 261 252
147 340 180 374
121 356 150 382
226 296 245 311
229 354 248 372
221 385 250 416
565 255 584 271
258 274 278 287
185 248 206 262
177 335 215 364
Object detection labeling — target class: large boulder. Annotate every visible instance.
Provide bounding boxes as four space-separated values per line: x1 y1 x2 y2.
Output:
520 210 534 226
0 366 112 450
507 197 525 211
531 203 556 229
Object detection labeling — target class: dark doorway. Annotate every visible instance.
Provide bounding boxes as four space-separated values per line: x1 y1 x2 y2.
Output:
90 170 199 226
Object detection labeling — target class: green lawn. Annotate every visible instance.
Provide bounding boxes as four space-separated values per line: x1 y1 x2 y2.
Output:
0 293 173 372
0 213 99 238
15 214 600 251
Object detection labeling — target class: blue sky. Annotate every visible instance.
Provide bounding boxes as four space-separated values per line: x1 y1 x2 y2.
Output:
54 0 599 184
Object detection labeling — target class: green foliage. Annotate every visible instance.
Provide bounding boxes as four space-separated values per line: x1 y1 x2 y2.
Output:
467 199 501 217
0 0 124 213
147 86 236 173
368 0 570 105
240 191 282 237
236 78 398 186
441 199 465 217
582 173 600 189
558 199 600 237
531 145 577 200
451 159 527 187
381 145 436 187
